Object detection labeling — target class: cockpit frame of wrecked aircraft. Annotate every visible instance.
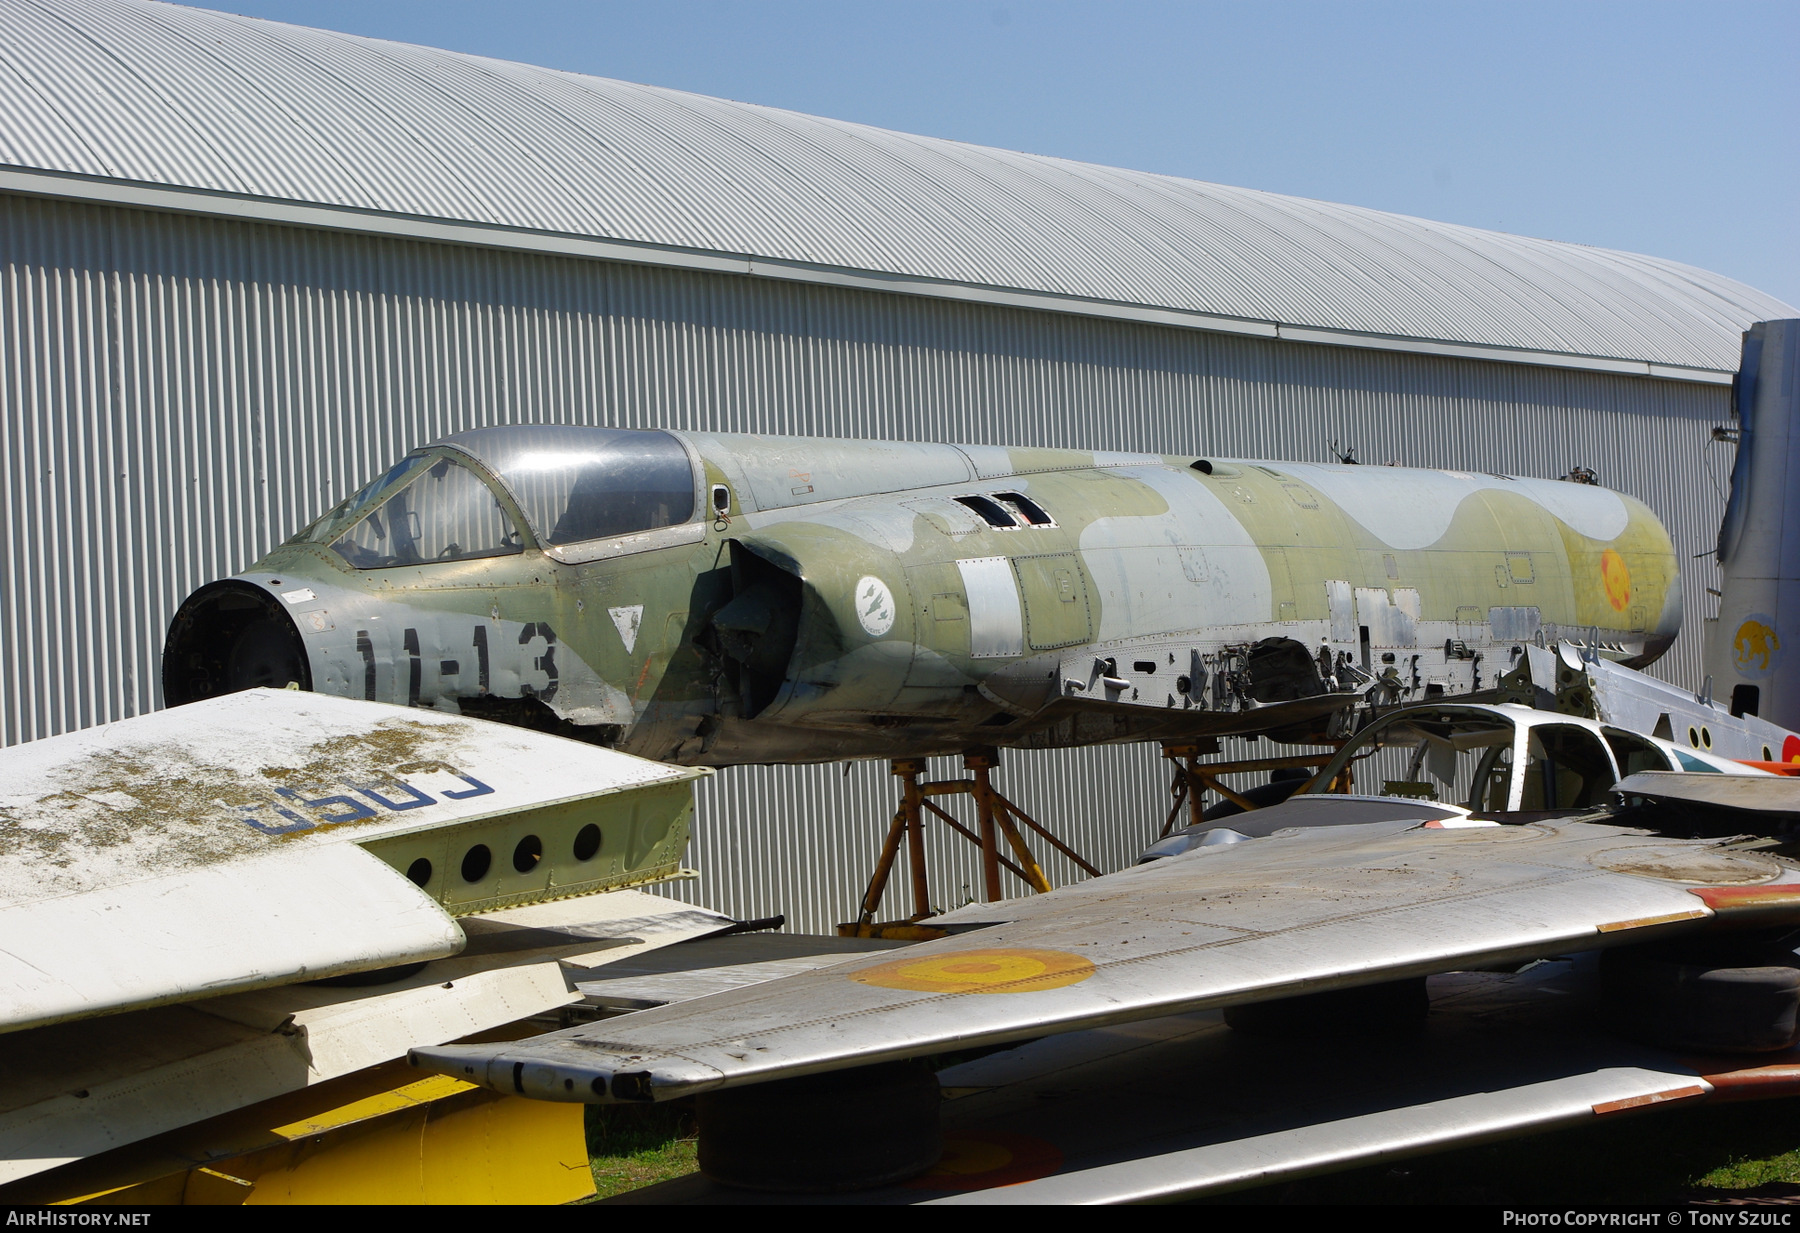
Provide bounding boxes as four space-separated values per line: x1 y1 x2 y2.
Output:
164 424 1682 780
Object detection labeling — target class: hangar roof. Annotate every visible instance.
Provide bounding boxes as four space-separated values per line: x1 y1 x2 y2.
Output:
0 0 1789 382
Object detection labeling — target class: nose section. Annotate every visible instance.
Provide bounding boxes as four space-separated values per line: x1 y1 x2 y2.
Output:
162 580 312 705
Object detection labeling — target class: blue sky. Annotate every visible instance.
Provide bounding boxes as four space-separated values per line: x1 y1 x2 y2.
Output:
210 1 1798 308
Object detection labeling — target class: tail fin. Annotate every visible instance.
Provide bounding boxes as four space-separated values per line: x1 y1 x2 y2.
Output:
1711 318 1800 734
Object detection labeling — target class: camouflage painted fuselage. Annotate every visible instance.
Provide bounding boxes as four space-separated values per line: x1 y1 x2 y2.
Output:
165 432 1680 766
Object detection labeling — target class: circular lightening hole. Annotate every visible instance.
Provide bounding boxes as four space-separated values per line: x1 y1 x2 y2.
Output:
1688 727 1701 748
573 824 602 862
512 834 543 873
406 858 432 886
1701 727 1713 749
1765 746 1775 763
460 844 492 883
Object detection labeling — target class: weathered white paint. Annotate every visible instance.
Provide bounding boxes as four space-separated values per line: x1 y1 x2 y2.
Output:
0 690 707 1032
0 844 461 1035
1272 462 1631 550
415 819 1800 1104
0 890 732 1184
0 689 697 907
1080 468 1272 639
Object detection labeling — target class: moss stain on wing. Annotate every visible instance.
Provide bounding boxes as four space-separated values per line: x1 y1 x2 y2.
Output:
0 717 475 898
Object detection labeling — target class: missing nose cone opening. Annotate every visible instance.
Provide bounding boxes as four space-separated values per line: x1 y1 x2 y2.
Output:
163 580 312 705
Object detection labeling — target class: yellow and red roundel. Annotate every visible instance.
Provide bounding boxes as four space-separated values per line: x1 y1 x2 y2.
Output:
850 947 1096 994
907 1133 1064 1191
1600 549 1632 611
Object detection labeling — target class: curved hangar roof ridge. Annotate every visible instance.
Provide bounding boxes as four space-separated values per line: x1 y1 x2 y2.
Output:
0 0 1789 381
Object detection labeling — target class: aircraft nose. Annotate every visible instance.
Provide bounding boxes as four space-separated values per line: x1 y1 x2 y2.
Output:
162 579 312 704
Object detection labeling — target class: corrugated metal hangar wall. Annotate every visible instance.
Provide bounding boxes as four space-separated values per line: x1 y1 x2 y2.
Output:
0 191 1740 930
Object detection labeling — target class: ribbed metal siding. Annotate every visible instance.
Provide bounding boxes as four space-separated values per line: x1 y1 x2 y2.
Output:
0 195 1733 930
0 0 1789 375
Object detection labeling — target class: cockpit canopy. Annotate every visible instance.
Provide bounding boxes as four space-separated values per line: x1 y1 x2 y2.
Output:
295 426 698 568
302 453 524 569
442 426 696 547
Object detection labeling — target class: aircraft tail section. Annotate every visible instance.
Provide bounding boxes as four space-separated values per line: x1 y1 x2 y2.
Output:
1712 319 1800 736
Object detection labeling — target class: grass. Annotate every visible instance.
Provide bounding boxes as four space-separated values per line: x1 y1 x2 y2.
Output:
1693 1135 1800 1193
583 1100 700 1200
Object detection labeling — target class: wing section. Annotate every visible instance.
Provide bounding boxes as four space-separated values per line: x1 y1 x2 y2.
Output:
1618 769 1799 815
0 688 707 1033
412 818 1800 1103
0 843 459 1034
0 891 735 1186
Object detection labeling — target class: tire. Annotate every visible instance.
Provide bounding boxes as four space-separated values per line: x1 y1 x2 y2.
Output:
697 1061 941 1193
1600 942 1800 1054
1224 977 1429 1037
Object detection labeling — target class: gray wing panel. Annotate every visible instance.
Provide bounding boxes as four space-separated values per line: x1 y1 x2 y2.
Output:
1617 770 1800 814
412 820 1800 1103
932 1065 1702 1205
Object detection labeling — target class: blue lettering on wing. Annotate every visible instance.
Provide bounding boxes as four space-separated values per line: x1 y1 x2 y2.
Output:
444 774 494 800
349 776 436 811
398 760 495 801
275 787 377 824
230 761 500 832
238 800 314 835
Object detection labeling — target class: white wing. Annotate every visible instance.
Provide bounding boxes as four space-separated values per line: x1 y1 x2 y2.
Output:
415 814 1800 1103
0 688 706 1032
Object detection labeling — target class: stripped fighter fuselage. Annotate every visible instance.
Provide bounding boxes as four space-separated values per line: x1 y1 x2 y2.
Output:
164 427 1682 766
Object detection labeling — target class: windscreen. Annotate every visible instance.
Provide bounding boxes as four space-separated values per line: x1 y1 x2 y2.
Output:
442 425 696 547
317 455 523 569
292 454 426 548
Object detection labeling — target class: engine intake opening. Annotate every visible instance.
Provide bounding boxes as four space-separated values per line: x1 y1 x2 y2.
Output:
710 542 803 719
162 580 311 705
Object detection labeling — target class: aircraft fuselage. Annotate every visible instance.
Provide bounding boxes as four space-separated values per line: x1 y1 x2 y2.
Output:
164 428 1681 765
